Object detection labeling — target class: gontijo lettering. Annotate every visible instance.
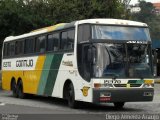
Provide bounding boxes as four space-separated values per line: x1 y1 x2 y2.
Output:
16 59 33 67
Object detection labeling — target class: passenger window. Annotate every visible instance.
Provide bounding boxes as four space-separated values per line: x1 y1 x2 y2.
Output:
53 33 59 51
7 43 10 56
68 30 75 49
61 32 68 50
78 24 90 43
3 43 8 57
47 34 54 51
9 42 15 56
35 36 46 53
15 40 24 55
24 38 34 54
47 33 59 51
61 29 75 50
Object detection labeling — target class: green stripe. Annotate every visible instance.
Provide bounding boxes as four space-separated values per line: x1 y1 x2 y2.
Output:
128 80 137 84
37 55 54 95
128 80 144 84
136 80 144 84
44 54 63 96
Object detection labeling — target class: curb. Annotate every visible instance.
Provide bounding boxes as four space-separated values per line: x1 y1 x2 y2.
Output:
154 78 160 84
155 81 160 84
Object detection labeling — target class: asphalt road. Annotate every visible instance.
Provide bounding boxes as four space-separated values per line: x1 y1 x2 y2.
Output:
0 84 160 120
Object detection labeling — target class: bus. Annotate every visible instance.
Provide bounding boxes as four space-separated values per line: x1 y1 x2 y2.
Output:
1 19 154 108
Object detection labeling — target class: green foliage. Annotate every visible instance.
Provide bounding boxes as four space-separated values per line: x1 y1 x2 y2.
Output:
131 1 160 40
0 0 127 52
0 0 126 38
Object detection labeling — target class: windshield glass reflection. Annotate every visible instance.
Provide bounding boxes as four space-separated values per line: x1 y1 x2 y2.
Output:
93 43 152 78
92 25 150 41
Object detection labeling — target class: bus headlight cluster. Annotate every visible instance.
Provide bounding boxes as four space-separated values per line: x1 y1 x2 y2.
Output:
94 83 113 88
143 80 154 88
103 84 113 88
142 83 154 88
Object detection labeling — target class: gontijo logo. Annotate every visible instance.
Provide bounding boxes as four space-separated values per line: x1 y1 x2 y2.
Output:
81 86 90 97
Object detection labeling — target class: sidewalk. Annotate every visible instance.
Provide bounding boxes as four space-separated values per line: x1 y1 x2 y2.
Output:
155 77 160 83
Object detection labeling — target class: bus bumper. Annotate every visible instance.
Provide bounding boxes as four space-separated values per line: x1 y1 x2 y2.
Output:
92 88 154 103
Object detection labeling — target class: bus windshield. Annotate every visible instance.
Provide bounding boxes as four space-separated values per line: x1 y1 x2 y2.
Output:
77 24 153 80
93 43 153 78
92 25 151 41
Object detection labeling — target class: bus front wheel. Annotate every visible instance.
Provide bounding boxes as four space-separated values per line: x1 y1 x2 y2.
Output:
67 83 77 108
114 102 125 109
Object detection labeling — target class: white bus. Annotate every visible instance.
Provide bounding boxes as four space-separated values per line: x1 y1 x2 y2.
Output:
2 19 154 108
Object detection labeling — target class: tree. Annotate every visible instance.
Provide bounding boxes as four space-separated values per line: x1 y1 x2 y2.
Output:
0 0 126 38
0 0 126 59
131 1 160 40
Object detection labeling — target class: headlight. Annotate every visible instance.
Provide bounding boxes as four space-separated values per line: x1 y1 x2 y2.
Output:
142 83 154 88
103 83 113 88
94 83 113 88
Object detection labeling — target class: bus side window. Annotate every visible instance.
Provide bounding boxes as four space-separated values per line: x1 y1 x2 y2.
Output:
68 30 75 49
3 43 8 57
35 36 46 53
47 34 54 51
78 24 90 43
47 33 59 52
15 40 24 55
61 32 68 50
24 38 34 54
61 30 75 50
9 42 15 56
7 43 10 56
53 33 59 51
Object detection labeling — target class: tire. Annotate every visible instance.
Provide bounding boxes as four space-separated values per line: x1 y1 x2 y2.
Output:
17 81 26 99
67 83 78 108
11 80 18 98
114 102 125 109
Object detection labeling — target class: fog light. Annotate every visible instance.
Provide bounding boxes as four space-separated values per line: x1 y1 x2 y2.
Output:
144 92 153 96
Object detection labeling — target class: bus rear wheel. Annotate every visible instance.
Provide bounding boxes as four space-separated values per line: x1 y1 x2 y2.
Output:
17 81 26 99
114 102 125 109
67 83 77 108
11 80 18 98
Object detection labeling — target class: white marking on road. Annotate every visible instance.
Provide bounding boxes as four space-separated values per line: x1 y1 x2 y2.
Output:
0 102 5 106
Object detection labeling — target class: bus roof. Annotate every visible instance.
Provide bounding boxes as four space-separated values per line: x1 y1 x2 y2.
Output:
4 19 148 42
76 19 148 27
4 22 75 42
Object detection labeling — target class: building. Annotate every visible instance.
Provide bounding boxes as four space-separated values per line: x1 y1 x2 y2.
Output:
130 6 141 13
153 3 160 15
